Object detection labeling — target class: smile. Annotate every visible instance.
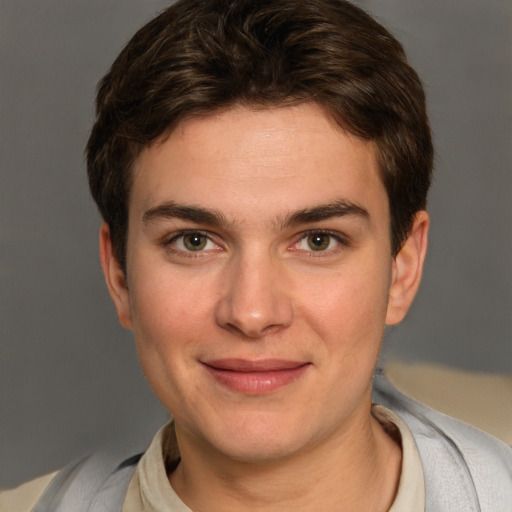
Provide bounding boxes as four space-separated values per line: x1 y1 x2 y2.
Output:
201 359 311 394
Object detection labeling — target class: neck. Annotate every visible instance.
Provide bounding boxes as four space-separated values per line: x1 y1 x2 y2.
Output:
169 407 401 512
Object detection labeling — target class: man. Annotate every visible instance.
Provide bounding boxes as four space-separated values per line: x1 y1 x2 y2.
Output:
7 0 512 510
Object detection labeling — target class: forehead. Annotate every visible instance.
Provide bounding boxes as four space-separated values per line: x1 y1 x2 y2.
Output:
130 103 387 224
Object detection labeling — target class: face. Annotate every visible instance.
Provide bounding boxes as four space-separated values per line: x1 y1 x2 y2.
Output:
102 103 423 463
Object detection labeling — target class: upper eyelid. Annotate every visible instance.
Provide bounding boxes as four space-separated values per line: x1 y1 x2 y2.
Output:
163 231 221 257
160 229 207 248
164 229 211 242
299 228 341 237
160 228 350 250
296 229 349 243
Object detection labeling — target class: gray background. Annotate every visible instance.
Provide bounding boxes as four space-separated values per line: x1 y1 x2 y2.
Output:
1 0 511 487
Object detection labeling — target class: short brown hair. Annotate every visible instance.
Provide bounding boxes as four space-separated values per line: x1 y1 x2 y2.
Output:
87 0 433 270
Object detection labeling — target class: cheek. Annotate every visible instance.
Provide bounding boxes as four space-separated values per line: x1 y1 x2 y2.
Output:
297 260 391 352
303 263 391 405
299 267 389 327
128 272 215 414
128 265 216 372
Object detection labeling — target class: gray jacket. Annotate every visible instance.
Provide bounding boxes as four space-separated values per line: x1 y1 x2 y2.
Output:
32 372 512 512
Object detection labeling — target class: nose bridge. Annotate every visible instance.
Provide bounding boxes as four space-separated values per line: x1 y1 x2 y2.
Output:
215 247 293 338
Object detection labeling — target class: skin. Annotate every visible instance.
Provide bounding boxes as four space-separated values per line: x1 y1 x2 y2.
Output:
101 103 429 511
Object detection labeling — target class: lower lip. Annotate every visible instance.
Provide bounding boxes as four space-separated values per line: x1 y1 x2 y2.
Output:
203 364 310 394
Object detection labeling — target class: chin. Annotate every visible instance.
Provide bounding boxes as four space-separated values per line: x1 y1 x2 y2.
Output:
199 410 317 464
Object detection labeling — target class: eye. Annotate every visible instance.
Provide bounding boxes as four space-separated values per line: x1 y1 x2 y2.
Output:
170 231 217 252
294 231 343 252
306 233 332 251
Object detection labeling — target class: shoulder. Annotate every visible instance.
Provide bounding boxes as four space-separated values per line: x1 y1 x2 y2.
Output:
384 361 512 444
373 368 512 512
0 472 58 512
1 452 141 512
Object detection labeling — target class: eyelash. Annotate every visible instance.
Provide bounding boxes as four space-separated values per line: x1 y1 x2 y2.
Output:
162 229 350 257
292 230 350 256
163 230 221 258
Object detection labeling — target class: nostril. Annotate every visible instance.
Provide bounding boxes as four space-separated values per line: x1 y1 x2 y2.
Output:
214 295 293 339
213 257 294 337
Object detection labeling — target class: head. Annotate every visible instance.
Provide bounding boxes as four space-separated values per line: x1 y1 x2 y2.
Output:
87 0 433 273
91 0 432 469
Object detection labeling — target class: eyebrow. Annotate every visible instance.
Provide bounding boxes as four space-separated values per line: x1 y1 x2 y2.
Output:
143 201 228 227
142 199 369 229
281 199 369 228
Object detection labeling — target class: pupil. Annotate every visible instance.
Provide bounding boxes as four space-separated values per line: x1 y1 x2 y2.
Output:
309 234 329 250
185 233 206 250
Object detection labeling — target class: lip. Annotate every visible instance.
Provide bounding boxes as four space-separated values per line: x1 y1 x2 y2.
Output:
201 359 310 394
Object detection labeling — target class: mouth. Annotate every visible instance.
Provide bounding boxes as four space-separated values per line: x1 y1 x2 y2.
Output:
201 359 311 394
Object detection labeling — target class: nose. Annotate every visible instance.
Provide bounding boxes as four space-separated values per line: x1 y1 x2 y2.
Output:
214 252 294 338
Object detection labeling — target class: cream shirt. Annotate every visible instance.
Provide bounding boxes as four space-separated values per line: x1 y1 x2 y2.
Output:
122 405 425 512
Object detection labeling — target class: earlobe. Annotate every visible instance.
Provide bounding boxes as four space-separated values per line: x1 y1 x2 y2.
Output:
99 223 133 330
385 211 429 326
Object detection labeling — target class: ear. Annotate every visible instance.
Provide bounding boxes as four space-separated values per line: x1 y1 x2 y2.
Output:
99 223 133 329
385 211 429 326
